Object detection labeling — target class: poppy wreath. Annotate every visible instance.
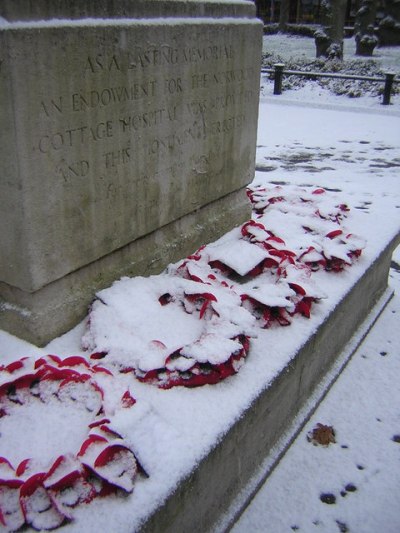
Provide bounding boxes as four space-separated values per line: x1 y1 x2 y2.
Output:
247 185 350 223
237 261 327 328
138 333 251 389
83 276 255 390
188 221 297 280
82 186 364 388
297 229 365 272
174 255 321 329
239 283 296 327
246 185 365 271
0 356 138 531
137 282 253 388
171 220 325 328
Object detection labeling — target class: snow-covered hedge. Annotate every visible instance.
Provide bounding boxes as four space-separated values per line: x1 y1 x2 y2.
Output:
262 53 399 98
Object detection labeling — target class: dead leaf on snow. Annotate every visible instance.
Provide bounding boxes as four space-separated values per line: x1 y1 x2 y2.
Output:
307 423 336 446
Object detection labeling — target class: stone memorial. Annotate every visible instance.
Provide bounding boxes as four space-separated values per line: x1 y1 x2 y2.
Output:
0 0 262 345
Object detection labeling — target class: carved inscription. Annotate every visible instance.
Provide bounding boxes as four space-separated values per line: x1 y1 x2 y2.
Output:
57 159 90 181
71 80 157 111
83 44 234 73
38 121 114 153
41 97 63 117
35 39 258 200
103 147 131 169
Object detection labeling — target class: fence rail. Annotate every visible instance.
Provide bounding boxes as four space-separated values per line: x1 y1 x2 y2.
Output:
262 64 398 105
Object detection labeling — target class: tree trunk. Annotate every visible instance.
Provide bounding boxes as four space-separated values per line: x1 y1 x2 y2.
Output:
279 0 290 31
355 0 378 56
329 0 347 58
314 0 347 59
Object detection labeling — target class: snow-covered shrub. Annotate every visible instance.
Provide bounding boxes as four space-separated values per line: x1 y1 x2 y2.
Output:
262 52 399 98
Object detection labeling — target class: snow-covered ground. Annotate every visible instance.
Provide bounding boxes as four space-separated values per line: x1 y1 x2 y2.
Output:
263 33 400 73
261 33 400 108
1 35 399 533
231 252 400 533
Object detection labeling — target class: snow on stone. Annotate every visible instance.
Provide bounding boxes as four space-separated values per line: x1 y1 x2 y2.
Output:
239 278 296 310
0 394 94 468
82 276 206 367
82 274 255 374
207 238 271 276
180 334 243 365
284 264 328 300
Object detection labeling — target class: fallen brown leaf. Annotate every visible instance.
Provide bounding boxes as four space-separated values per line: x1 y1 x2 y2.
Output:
307 423 336 446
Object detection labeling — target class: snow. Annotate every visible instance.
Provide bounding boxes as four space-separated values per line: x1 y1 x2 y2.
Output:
1 34 400 532
208 237 270 276
82 276 207 370
0 17 260 30
1 395 94 467
261 32 400 109
263 33 400 74
240 279 296 309
231 265 400 533
82 274 255 378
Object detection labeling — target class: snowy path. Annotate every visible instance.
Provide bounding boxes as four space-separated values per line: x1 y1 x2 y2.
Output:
231 251 400 533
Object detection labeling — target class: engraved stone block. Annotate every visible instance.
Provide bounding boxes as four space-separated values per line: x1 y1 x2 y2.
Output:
0 0 262 344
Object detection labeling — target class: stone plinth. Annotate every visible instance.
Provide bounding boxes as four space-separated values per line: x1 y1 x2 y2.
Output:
0 1 262 345
140 234 400 533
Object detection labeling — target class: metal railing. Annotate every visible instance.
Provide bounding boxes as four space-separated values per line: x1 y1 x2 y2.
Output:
262 63 398 105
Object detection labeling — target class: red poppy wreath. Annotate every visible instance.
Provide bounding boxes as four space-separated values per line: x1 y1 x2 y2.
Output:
0 356 138 531
83 275 255 389
82 187 365 390
247 185 365 271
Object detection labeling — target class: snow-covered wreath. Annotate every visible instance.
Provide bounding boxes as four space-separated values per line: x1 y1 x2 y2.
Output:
0 356 138 531
83 275 255 388
82 186 365 388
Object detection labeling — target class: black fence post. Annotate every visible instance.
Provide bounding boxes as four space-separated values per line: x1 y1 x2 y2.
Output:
382 73 395 105
273 63 285 95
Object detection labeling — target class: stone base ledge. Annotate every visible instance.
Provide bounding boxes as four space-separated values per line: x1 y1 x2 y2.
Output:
0 188 251 346
139 233 399 533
